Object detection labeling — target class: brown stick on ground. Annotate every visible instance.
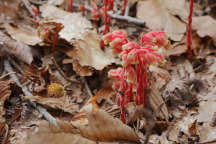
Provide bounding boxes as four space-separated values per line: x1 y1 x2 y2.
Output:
4 59 57 125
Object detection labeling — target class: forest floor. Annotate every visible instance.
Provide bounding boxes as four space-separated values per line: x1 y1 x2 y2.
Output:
1 0 216 144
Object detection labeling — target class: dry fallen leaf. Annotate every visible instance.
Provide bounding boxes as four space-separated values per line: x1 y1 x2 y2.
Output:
136 0 187 41
0 81 11 144
39 5 115 76
4 23 42 46
70 98 140 143
149 66 170 121
192 16 216 43
0 31 33 64
25 95 79 115
0 80 11 120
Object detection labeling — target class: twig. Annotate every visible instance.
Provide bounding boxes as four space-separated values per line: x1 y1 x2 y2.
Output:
81 77 93 98
29 0 47 5
0 72 16 80
21 0 40 21
4 59 57 125
72 3 145 25
51 57 80 84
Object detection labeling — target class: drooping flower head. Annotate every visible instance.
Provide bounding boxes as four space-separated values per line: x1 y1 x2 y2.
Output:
102 30 128 54
141 31 171 50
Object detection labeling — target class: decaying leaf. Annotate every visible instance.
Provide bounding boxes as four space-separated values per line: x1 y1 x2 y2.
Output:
39 5 115 76
25 95 79 115
0 31 33 64
63 58 93 76
0 80 11 120
136 0 187 41
25 120 135 144
192 16 216 43
0 81 11 144
168 97 216 143
149 66 170 121
70 98 140 143
4 23 42 46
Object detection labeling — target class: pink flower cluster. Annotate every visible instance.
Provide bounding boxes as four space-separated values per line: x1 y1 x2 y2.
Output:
103 30 171 123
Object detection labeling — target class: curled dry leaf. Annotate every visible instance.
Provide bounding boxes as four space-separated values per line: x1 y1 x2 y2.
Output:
39 5 115 76
25 120 134 144
192 16 216 43
4 23 42 46
70 98 140 143
0 31 33 64
136 0 187 41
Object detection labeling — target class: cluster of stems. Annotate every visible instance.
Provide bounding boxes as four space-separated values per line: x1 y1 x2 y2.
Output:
102 30 171 123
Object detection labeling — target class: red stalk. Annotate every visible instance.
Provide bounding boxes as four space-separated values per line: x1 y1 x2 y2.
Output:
122 0 127 15
101 0 111 49
69 0 73 12
187 0 194 59
32 6 38 22
79 4 85 16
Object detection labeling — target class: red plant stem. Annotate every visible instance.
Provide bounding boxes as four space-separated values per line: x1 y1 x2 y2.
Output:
103 0 110 34
69 0 73 12
79 4 85 16
101 0 110 49
52 32 57 51
187 0 194 58
32 6 38 22
122 0 127 15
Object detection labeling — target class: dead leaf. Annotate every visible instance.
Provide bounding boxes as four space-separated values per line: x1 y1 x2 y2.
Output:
25 96 79 115
25 120 134 144
39 5 115 76
63 58 93 76
192 16 216 43
94 84 116 103
4 23 42 45
0 81 11 121
188 120 197 137
71 98 140 143
136 0 187 41
149 66 170 120
0 31 33 64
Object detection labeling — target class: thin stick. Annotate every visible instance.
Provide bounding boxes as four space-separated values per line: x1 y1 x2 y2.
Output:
4 59 57 125
51 57 80 84
0 72 16 80
81 77 93 98
72 3 144 25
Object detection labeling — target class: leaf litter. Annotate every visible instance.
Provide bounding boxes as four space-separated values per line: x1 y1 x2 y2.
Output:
1 0 216 144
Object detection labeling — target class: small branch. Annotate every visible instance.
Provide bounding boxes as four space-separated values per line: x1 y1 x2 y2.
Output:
0 72 16 80
4 59 57 125
51 57 80 84
72 3 144 25
81 77 93 98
